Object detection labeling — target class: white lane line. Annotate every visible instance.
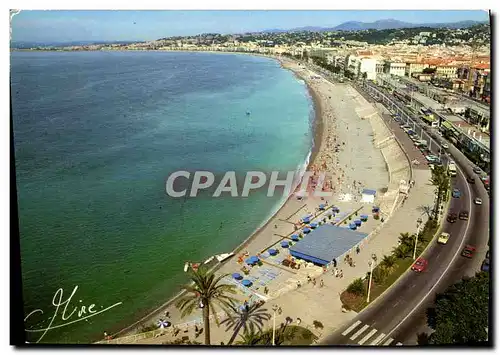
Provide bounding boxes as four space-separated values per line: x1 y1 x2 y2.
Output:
370 333 386 345
382 156 473 341
383 337 394 346
358 329 378 345
350 324 370 341
341 320 361 336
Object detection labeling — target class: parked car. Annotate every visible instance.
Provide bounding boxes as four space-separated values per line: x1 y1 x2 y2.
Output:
473 166 482 174
411 257 428 273
459 210 469 220
474 197 483 205
438 232 450 245
452 189 461 198
461 245 476 258
447 212 458 223
467 176 476 184
481 258 490 272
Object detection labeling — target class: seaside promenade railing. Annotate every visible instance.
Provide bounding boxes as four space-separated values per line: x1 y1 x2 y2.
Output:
96 311 227 344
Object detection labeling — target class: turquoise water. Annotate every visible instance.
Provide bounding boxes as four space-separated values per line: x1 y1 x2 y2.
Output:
11 51 313 343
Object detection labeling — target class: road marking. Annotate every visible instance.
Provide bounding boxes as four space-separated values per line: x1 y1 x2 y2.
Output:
341 320 361 336
370 333 386 345
383 337 394 346
358 329 378 345
350 324 370 340
381 144 474 341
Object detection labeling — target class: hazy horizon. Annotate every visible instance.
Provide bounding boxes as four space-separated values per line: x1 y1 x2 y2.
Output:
11 10 489 43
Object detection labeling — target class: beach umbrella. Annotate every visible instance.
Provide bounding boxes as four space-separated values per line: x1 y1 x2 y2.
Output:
250 256 260 263
349 223 357 230
157 320 171 329
326 210 333 216
354 219 362 226
360 214 368 221
302 216 311 224
310 222 318 229
232 272 243 280
372 206 380 213
303 227 311 234
281 241 290 248
241 279 253 287
245 257 256 265
268 248 278 256
332 206 340 213
319 204 326 210
291 234 300 241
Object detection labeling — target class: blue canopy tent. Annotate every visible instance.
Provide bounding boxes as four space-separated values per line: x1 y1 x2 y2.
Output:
291 234 300 242
281 241 290 248
268 248 278 256
302 216 311 224
241 279 253 287
354 219 362 226
319 204 326 210
360 214 369 222
303 227 311 234
310 222 318 229
232 273 243 280
332 206 340 213
245 256 260 265
349 223 357 230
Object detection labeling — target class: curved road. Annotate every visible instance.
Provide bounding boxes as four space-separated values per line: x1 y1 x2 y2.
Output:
321 82 490 346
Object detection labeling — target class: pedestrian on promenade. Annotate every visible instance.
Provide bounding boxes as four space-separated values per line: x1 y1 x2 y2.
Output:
320 279 324 288
278 307 282 315
333 258 337 267
312 278 316 287
297 318 302 325
340 270 344 278
356 246 360 254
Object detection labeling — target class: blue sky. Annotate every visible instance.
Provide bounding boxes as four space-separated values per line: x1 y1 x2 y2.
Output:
11 10 489 43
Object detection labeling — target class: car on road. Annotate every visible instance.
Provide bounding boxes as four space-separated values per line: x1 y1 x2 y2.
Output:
466 176 475 184
473 166 482 174
481 257 490 272
461 245 476 258
442 143 449 149
438 232 450 245
459 210 469 221
474 197 483 205
411 257 428 273
447 212 458 223
452 189 461 198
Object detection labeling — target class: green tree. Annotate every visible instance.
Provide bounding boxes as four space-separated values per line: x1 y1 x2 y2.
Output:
380 255 396 273
220 302 271 345
347 278 365 296
392 242 412 259
430 165 450 219
175 266 237 345
235 328 263 345
426 272 489 344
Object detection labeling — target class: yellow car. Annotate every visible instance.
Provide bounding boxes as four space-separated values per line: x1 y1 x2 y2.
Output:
438 232 450 245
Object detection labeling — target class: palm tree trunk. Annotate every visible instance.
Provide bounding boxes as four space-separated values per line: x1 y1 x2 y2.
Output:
227 323 245 345
203 303 211 345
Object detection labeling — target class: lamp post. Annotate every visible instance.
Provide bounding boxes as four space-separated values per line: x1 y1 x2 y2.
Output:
366 254 377 303
272 305 279 346
413 217 423 260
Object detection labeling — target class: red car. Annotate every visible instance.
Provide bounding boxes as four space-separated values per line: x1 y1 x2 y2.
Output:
411 257 428 273
461 245 476 258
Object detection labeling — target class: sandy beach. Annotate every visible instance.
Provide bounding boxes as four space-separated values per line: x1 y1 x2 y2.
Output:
103 56 398 344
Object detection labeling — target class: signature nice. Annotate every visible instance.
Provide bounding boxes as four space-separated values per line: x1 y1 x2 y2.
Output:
24 285 122 343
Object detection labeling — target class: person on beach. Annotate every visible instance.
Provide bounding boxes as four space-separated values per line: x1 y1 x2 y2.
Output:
356 246 360 254
320 279 324 288
278 307 283 315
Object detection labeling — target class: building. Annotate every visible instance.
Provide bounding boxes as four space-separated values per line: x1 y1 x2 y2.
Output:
405 62 429 77
435 65 458 79
359 57 377 80
384 62 406 77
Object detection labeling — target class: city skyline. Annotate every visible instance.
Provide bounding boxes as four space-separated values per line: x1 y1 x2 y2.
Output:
11 10 489 43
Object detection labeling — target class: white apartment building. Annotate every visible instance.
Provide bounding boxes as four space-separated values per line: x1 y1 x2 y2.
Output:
359 57 377 80
435 65 458 79
405 62 430 77
385 62 406 77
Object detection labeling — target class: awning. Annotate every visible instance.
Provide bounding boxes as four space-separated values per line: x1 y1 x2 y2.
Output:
245 256 260 265
303 228 311 234
310 222 318 229
232 273 243 280
291 234 300 241
268 248 278 256
302 216 311 224
241 279 253 287
281 241 290 248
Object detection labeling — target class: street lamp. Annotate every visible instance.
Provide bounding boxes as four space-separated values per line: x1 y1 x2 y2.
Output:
272 305 279 346
413 217 423 260
366 254 377 303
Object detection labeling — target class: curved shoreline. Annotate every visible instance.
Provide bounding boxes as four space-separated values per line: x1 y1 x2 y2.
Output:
109 54 324 340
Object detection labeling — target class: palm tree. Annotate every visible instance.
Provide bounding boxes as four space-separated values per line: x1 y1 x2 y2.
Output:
235 328 263 345
430 165 450 219
175 266 237 345
221 301 271 345
381 255 396 272
398 232 414 248
392 243 412 259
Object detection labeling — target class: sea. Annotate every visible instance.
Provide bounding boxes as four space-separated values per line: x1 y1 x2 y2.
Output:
11 51 314 343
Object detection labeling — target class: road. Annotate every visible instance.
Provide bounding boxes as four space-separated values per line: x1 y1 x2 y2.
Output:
320 81 490 346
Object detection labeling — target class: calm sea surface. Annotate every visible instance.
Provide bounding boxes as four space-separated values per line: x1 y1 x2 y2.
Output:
11 51 313 343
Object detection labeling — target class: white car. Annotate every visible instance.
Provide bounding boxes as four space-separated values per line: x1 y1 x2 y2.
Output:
474 198 483 205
